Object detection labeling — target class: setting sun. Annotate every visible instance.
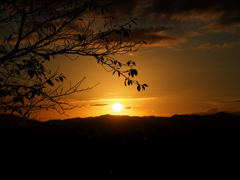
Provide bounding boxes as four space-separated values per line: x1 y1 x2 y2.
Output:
113 102 122 112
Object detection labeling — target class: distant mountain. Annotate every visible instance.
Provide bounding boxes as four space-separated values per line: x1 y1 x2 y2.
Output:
1 112 240 135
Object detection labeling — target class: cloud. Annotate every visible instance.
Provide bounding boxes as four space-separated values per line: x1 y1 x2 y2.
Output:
90 104 109 106
124 107 132 109
191 108 221 115
131 26 186 47
66 97 157 104
185 31 203 36
106 0 240 33
222 42 240 48
196 42 220 49
210 98 240 105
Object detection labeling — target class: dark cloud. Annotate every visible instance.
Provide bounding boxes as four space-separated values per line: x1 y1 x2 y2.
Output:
131 26 186 46
223 42 240 48
196 43 219 49
191 108 221 115
90 104 108 106
107 0 240 31
124 107 132 109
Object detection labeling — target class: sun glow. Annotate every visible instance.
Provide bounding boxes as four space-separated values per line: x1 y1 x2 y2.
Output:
113 102 122 112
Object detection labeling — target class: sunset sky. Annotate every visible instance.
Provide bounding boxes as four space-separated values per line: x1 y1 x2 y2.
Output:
40 0 240 121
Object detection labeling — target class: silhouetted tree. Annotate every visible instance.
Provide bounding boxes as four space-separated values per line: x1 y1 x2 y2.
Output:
0 0 148 120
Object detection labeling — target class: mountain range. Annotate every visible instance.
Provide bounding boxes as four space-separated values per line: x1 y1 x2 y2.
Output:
1 112 240 136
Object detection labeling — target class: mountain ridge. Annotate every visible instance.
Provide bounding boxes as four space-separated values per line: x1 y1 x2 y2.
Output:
1 112 240 135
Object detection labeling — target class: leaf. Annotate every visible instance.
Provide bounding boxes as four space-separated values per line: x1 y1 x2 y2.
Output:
143 84 149 87
123 30 129 38
28 69 35 78
30 92 35 99
142 85 145 91
118 71 120 77
24 93 29 100
59 76 63 82
46 80 54 86
137 85 141 92
52 25 56 32
106 45 108 50
78 18 83 21
113 71 116 75
44 55 50 60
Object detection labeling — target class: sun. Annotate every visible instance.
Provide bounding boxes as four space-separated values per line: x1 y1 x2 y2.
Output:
113 102 122 112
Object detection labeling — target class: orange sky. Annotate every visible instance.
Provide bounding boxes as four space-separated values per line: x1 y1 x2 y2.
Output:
24 0 240 121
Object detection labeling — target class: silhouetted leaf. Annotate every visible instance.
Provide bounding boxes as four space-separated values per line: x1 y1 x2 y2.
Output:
106 45 108 50
142 85 145 90
46 80 54 86
27 61 34 68
137 85 141 92
123 30 129 38
118 71 120 77
28 69 35 78
30 92 35 99
143 84 148 87
43 55 50 60
59 76 63 82
52 25 56 31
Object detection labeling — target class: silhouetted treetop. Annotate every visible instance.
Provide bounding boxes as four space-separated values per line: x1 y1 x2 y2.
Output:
0 0 148 120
